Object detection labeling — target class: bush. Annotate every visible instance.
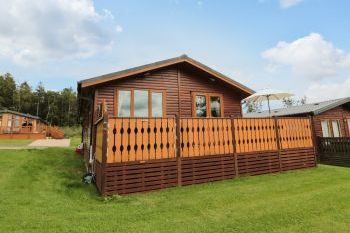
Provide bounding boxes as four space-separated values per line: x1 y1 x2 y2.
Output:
61 126 81 138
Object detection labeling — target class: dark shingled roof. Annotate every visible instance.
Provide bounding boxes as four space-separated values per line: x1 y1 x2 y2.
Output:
0 109 41 120
78 54 255 95
244 97 350 117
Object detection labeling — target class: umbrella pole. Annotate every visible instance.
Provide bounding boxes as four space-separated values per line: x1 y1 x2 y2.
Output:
267 95 271 116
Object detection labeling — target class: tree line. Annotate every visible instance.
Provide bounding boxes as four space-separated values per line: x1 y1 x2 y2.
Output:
0 73 78 127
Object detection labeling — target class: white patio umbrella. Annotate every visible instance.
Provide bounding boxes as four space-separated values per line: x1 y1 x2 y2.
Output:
243 89 294 116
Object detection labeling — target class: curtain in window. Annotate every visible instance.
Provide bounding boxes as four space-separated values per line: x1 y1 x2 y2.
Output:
331 120 341 137
321 121 329 137
118 90 131 117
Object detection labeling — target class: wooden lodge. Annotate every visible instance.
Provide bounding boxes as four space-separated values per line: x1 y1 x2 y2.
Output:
244 97 350 138
78 55 316 195
0 110 48 139
245 98 350 166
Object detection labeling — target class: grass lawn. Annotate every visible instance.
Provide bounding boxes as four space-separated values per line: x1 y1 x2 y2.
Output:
1 149 350 233
69 136 81 148
0 139 33 147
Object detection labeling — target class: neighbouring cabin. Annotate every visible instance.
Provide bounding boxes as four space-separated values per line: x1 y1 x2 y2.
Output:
244 98 350 138
244 98 350 163
78 55 317 195
0 110 48 139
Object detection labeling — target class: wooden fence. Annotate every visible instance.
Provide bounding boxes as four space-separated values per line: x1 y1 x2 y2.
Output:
47 126 65 139
319 137 350 167
94 115 316 195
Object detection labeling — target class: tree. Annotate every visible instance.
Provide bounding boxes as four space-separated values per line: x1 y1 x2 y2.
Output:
243 101 262 113
0 73 79 127
283 96 307 108
282 97 296 108
18 81 34 114
298 96 307 105
34 82 46 117
0 73 17 110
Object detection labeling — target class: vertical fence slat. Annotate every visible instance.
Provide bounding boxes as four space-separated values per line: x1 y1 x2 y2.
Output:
135 119 142 161
199 119 206 156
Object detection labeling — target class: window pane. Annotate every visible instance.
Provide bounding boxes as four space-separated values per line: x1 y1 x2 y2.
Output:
196 95 207 117
7 115 12 127
134 90 149 117
210 96 221 117
15 116 20 126
118 90 131 117
152 92 163 117
321 121 329 137
332 120 341 137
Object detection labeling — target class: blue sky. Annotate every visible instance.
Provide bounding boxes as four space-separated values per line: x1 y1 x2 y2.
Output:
1 0 350 104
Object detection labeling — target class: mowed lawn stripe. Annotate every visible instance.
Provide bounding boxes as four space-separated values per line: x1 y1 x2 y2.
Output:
1 148 350 233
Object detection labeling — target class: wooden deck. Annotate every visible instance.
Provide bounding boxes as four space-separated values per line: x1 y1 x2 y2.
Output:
94 115 316 195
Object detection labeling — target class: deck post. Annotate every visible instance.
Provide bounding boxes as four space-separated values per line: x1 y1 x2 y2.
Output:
175 114 182 186
101 111 109 195
274 117 283 172
231 116 239 177
309 116 318 167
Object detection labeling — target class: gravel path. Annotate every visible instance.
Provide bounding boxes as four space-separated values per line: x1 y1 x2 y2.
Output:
28 139 71 148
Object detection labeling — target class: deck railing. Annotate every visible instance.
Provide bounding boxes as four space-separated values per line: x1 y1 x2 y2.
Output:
318 137 350 167
47 126 65 139
95 115 314 163
93 113 317 195
0 126 34 134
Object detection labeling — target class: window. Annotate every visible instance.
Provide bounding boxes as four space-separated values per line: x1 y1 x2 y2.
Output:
116 89 165 117
117 90 131 117
321 120 341 137
331 120 341 137
0 116 2 126
7 114 12 127
15 116 20 127
195 95 207 117
321 121 330 137
348 119 350 136
152 92 163 117
192 93 223 117
210 96 221 117
134 90 148 117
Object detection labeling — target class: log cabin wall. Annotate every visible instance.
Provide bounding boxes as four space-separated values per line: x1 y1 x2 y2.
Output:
313 106 350 137
93 64 246 118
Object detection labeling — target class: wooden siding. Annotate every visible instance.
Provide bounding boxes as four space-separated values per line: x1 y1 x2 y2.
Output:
95 66 179 117
93 64 246 118
312 106 350 137
97 147 316 195
179 64 244 117
0 133 46 140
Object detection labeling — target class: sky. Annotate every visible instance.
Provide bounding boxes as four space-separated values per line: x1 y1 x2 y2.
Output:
1 0 350 105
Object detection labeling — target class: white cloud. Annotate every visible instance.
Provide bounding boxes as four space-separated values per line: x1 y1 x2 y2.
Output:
116 25 123 33
0 0 120 65
279 0 303 9
304 78 350 102
262 33 350 80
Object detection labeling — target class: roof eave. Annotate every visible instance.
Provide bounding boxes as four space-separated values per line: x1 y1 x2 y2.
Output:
313 97 350 115
79 55 255 96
